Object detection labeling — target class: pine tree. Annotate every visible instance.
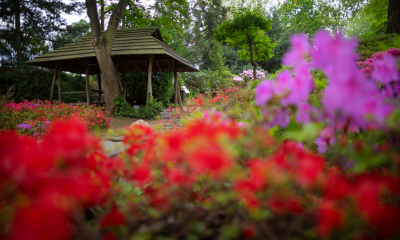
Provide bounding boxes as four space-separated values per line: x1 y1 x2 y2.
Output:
0 0 83 63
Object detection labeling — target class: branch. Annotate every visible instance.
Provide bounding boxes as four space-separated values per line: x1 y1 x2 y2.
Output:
105 0 128 50
85 0 102 39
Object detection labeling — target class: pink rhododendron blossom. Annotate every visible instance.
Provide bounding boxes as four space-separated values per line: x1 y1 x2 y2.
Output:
372 53 399 84
240 69 266 80
255 80 274 106
283 34 310 66
233 76 244 82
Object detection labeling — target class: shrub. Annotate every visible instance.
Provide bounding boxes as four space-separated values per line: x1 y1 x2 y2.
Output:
124 72 174 107
0 63 89 103
357 33 400 61
0 100 109 137
115 95 163 120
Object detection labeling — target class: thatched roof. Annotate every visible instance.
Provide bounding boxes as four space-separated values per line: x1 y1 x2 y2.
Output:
25 27 199 74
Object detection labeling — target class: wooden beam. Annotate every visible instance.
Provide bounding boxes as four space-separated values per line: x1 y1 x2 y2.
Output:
85 58 90 106
167 60 173 72
133 61 140 72
156 60 162 72
97 73 101 104
147 54 153 102
123 63 130 73
58 61 62 102
122 71 126 99
50 61 57 101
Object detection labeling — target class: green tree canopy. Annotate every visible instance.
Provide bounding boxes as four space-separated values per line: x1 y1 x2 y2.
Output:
0 0 84 63
214 4 275 80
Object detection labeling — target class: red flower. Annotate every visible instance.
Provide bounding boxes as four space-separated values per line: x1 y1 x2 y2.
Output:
189 145 232 178
242 225 257 238
101 207 126 229
317 201 343 236
103 233 117 240
132 164 152 187
267 194 304 214
9 202 71 240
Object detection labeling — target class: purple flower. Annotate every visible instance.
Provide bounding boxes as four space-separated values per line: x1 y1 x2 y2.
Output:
45 121 50 124
26 124 31 129
42 125 46 129
255 80 274 106
18 124 26 129
315 128 335 154
311 30 359 79
283 34 310 66
371 53 399 84
296 103 311 123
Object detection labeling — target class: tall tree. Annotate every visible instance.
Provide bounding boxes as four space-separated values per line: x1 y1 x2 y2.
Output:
0 0 83 64
85 0 129 116
52 20 91 49
214 5 275 80
85 0 190 115
386 0 400 34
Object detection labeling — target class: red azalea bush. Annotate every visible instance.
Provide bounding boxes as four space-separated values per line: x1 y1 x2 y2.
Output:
1 114 400 240
0 100 110 137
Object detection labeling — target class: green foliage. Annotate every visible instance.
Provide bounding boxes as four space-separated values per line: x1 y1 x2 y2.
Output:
0 0 84 61
261 0 322 73
209 41 226 72
0 64 88 103
343 0 388 38
180 72 209 93
214 5 275 64
357 33 400 60
52 20 91 49
124 72 174 107
115 95 163 120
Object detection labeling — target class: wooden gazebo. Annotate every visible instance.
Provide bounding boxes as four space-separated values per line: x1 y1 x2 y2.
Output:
25 26 199 109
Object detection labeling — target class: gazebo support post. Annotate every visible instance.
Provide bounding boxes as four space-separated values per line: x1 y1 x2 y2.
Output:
85 59 90 106
173 60 177 111
50 61 57 101
174 60 184 111
58 61 62 102
122 71 126 99
147 54 153 102
97 73 101 104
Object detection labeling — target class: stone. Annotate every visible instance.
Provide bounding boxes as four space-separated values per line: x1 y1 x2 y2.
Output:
129 119 152 129
1 85 19 103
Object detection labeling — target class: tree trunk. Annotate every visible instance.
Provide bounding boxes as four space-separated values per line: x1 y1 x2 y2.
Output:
94 45 119 115
86 0 128 116
249 40 258 82
386 0 400 34
245 31 258 82
14 0 22 64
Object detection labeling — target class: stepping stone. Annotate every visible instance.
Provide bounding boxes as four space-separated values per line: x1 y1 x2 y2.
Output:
101 140 126 157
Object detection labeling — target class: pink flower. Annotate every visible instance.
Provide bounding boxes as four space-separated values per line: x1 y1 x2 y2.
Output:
371 53 399 84
255 80 274 106
283 34 310 66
